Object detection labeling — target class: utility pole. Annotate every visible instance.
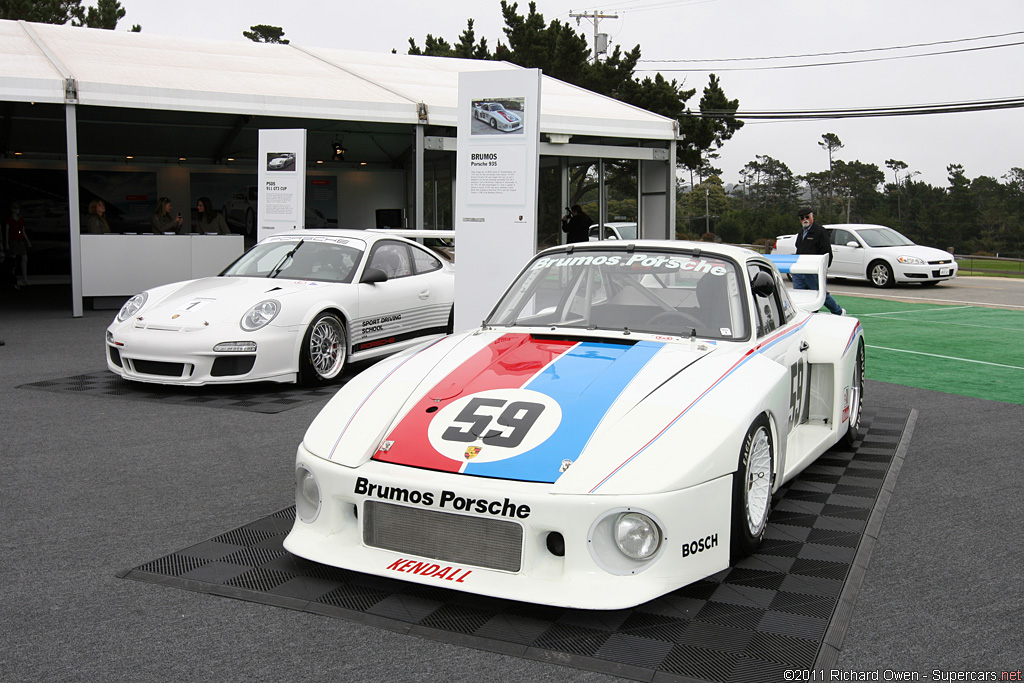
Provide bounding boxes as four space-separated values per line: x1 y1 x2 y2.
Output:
569 10 619 63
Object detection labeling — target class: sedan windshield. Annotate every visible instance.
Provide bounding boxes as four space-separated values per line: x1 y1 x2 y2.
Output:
487 249 748 340
221 239 363 283
856 227 915 248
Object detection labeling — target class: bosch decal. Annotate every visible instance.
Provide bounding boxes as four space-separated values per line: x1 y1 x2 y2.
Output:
681 533 719 558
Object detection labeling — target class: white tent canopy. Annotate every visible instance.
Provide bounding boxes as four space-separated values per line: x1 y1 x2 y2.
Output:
1 19 676 140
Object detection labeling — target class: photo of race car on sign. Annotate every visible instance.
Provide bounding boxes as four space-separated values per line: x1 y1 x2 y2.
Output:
471 98 524 134
284 240 866 609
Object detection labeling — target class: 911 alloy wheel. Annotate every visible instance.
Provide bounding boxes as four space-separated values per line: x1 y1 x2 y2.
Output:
299 312 347 385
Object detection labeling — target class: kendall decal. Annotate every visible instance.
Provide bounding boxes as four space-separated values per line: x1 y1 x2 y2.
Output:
385 558 473 583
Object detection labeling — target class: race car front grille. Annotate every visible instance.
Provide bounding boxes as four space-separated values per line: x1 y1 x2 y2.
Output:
362 501 523 573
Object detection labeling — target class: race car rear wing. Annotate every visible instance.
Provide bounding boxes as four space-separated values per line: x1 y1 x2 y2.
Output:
765 254 828 313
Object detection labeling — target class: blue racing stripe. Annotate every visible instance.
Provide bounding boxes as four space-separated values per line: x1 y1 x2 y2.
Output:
462 340 664 483
765 254 799 273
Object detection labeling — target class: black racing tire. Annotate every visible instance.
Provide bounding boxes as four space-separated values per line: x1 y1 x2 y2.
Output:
488 117 497 129
841 338 865 448
868 260 894 288
298 312 347 386
731 414 775 561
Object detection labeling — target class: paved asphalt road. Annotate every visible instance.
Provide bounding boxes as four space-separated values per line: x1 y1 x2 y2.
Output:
827 275 1024 310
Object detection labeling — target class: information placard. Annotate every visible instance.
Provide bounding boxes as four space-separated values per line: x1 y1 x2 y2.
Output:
257 129 307 240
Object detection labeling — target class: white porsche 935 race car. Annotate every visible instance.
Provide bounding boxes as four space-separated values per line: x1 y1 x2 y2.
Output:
284 241 864 609
105 230 454 386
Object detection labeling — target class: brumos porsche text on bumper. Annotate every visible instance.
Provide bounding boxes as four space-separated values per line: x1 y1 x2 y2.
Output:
354 476 531 519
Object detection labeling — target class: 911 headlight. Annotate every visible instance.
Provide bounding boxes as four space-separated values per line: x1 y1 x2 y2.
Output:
614 512 662 559
117 292 148 322
240 299 280 331
898 255 925 265
295 465 321 523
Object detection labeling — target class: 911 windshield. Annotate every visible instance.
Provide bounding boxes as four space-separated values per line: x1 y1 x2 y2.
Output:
487 249 748 339
221 240 363 283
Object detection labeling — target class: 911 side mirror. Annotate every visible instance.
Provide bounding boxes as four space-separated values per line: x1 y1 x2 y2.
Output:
360 267 388 284
750 271 776 297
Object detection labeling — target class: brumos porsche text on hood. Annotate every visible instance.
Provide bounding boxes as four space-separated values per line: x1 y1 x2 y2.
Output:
354 477 531 519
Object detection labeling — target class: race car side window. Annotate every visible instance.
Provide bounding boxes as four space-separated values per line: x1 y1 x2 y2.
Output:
368 241 413 279
747 264 784 338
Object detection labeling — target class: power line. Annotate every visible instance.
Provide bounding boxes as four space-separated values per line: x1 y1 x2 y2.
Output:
639 29 1024 63
696 96 1024 120
637 39 1024 71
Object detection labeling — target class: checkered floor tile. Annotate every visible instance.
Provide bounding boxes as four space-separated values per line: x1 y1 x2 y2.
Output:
20 371 345 413
120 407 912 682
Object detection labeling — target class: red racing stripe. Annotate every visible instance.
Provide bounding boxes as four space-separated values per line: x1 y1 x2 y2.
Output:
373 333 576 472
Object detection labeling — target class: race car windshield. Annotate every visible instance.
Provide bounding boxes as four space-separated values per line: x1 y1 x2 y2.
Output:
487 249 748 340
220 240 363 283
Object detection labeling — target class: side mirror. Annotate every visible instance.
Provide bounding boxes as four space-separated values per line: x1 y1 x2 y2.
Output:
360 267 388 284
750 271 776 297
846 241 859 248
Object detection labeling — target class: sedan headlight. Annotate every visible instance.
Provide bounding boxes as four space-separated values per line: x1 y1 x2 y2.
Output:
898 255 925 265
240 299 280 331
117 292 148 322
614 512 662 559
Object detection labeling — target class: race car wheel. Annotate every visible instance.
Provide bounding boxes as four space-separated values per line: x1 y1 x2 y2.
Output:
488 117 497 128
732 415 775 560
869 260 894 288
841 338 865 447
299 312 347 385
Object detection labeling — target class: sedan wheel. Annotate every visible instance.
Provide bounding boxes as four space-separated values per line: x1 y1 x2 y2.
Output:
731 415 774 560
299 312 347 385
869 260 894 288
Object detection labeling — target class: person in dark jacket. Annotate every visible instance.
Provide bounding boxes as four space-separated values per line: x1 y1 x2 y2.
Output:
560 204 591 244
794 207 844 315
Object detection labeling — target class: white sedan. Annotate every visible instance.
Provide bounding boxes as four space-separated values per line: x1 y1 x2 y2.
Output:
774 223 958 287
284 241 864 609
105 230 454 386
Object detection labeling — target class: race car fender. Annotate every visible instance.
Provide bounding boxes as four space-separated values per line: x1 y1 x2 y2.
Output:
555 351 790 497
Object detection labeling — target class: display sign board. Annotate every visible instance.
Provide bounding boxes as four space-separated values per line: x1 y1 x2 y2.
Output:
257 129 307 240
454 69 542 331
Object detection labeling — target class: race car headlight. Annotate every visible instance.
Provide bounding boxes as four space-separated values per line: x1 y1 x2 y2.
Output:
295 465 321 523
614 512 662 560
117 292 148 321
240 299 280 331
589 508 665 574
898 255 925 265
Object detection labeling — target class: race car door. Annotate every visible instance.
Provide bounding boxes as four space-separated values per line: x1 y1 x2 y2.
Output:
748 261 810 477
352 239 451 354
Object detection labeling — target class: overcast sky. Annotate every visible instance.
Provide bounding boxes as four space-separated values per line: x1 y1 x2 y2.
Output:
121 0 1022 188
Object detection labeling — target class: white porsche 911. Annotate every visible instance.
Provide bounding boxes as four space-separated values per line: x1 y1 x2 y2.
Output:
105 230 454 386
284 241 864 609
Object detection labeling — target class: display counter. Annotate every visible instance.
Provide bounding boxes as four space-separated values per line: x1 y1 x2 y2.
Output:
80 234 244 298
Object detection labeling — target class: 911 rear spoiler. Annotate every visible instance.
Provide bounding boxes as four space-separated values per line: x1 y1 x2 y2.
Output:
765 254 828 313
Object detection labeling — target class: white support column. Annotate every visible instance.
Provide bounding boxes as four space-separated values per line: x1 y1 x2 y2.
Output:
414 124 424 230
66 101 83 317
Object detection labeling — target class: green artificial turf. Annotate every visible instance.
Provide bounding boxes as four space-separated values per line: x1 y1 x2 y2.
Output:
833 296 1024 406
